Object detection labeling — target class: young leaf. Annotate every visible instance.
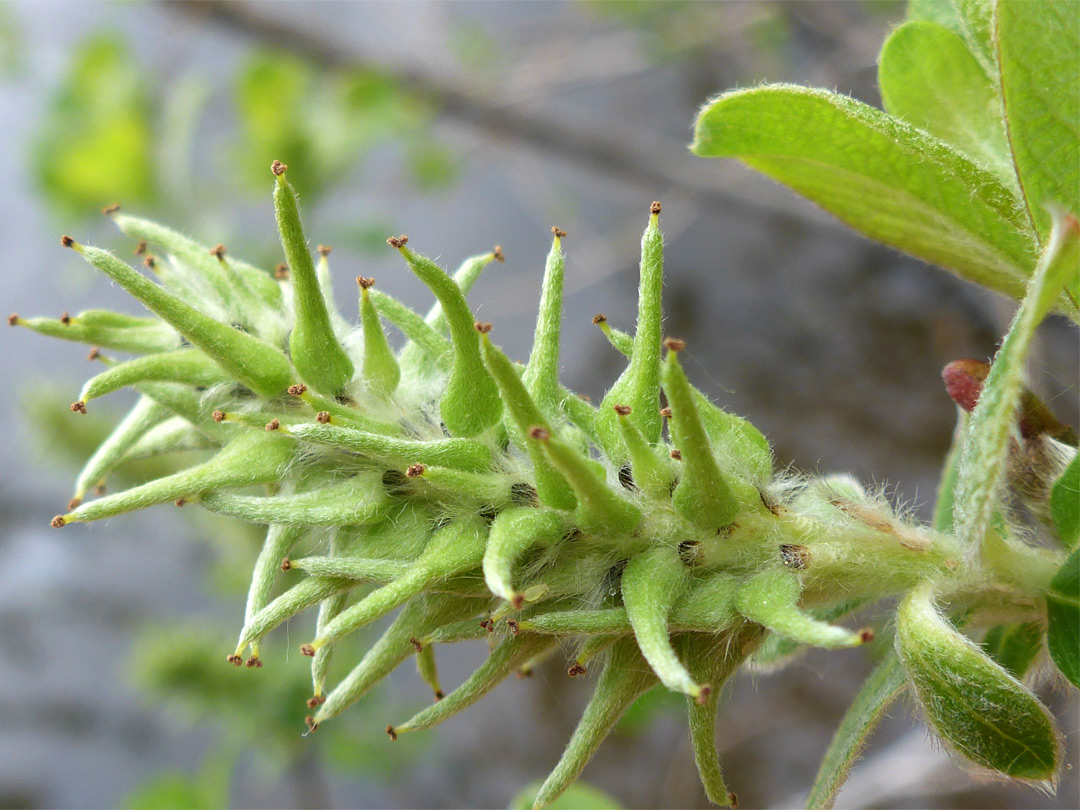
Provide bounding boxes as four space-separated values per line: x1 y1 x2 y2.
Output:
1050 455 1079 549
805 652 906 810
981 622 1044 681
996 0 1080 244
878 22 1013 184
896 583 1061 782
907 0 997 78
1046 548 1079 688
692 85 1041 304
954 210 1079 551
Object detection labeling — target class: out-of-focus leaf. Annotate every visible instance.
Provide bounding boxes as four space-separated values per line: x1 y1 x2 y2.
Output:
234 53 319 195
691 85 1039 304
158 73 212 205
33 36 154 215
124 773 215 810
405 141 461 191
509 780 623 810
878 21 1012 184
997 0 1080 241
1046 548 1080 687
1051 455 1080 549
0 3 24 76
234 53 443 201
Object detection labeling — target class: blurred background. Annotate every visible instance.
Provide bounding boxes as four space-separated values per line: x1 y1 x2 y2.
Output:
0 1 1076 808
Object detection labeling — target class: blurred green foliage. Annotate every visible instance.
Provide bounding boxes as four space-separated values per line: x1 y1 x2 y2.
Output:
32 34 459 226
34 36 155 216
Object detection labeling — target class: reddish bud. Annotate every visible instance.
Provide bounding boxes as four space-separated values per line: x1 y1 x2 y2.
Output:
941 358 988 413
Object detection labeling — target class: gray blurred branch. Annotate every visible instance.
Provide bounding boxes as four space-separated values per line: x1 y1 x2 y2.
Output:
176 0 828 231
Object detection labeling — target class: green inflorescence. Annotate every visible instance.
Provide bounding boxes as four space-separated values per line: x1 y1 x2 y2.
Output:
16 162 1075 808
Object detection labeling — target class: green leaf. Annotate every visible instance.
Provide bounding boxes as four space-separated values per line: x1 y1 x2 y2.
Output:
907 1 997 77
508 781 622 810
805 652 906 809
878 22 1013 184
691 85 1039 303
996 0 1080 241
981 622 1044 680
896 583 1061 782
953 209 1079 551
1051 455 1080 549
1046 548 1080 687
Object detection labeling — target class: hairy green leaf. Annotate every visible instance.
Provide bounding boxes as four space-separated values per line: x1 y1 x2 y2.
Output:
1047 548 1080 687
691 85 1038 302
896 584 1060 782
997 0 1080 242
1051 455 1080 549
